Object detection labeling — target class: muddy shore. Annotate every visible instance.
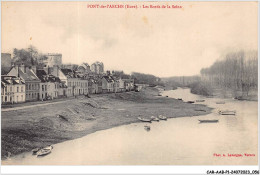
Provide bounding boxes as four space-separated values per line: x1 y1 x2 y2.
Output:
1 87 212 159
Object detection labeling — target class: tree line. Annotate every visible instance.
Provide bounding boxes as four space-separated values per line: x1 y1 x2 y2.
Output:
200 50 258 96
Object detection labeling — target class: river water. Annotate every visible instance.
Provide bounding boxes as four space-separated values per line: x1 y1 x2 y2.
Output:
3 88 258 165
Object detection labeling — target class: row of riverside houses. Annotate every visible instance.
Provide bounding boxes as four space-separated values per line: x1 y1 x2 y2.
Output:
1 64 135 104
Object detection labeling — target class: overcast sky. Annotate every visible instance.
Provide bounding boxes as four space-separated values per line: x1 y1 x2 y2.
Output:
2 2 258 77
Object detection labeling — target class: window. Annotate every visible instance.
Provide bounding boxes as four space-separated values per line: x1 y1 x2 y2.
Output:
10 87 12 92
17 96 18 101
5 96 7 102
21 86 23 92
42 85 44 91
17 87 19 92
21 95 23 101
29 84 31 90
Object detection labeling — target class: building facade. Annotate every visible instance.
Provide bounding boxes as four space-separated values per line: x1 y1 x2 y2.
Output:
7 65 40 101
1 76 26 104
91 61 104 74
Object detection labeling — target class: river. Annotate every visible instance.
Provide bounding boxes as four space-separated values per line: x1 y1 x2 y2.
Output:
3 88 258 165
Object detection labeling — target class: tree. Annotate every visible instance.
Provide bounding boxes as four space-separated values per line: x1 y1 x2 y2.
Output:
13 45 41 67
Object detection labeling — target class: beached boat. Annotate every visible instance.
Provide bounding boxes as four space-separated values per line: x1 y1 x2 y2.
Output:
32 148 41 155
199 119 219 123
36 145 53 157
151 116 160 122
36 149 52 157
196 100 205 102
216 101 225 104
138 117 152 123
218 110 236 115
187 101 195 104
158 115 167 120
177 98 182 100
194 109 206 112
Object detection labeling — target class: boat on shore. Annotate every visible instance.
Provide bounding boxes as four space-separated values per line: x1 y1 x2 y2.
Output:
199 119 219 123
32 148 41 155
158 115 167 120
187 101 195 104
196 100 205 102
216 101 225 104
37 149 52 157
194 109 206 112
36 145 53 157
151 116 159 122
138 117 152 123
177 98 182 100
218 110 236 115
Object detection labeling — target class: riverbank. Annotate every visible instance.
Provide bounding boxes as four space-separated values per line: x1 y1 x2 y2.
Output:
1 87 212 160
189 82 257 101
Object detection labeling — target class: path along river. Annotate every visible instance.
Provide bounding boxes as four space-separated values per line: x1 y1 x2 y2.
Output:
3 88 258 165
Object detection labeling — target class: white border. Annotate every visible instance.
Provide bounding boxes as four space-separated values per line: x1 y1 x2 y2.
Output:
0 0 259 174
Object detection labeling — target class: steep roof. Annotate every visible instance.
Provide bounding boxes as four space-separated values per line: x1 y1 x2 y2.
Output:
61 68 79 78
103 76 114 83
1 76 25 85
37 69 61 83
36 69 48 82
18 68 40 81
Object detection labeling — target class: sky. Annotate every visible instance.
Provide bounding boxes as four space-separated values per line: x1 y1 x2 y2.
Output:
1 1 258 77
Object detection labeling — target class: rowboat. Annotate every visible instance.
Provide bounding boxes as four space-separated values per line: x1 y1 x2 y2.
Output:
36 145 53 157
218 110 236 115
150 116 160 122
196 100 205 102
187 101 195 104
177 98 182 100
216 101 225 104
32 148 41 155
158 115 167 120
194 109 206 112
36 149 52 157
137 117 152 123
199 119 219 123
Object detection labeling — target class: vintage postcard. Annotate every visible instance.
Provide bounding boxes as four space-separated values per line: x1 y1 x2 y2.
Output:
1 0 258 172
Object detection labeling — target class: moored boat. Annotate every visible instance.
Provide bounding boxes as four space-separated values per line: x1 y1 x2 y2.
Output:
187 101 195 104
196 100 205 102
138 117 152 123
150 116 159 122
36 149 52 157
218 110 236 115
194 109 206 112
158 115 167 120
199 119 219 123
216 101 225 104
32 148 41 155
36 145 53 157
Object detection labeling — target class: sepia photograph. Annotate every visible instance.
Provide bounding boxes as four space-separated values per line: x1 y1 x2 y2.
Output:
1 0 258 171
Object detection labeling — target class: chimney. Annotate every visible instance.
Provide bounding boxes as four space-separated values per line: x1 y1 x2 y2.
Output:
15 65 19 77
20 63 26 73
31 65 37 74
